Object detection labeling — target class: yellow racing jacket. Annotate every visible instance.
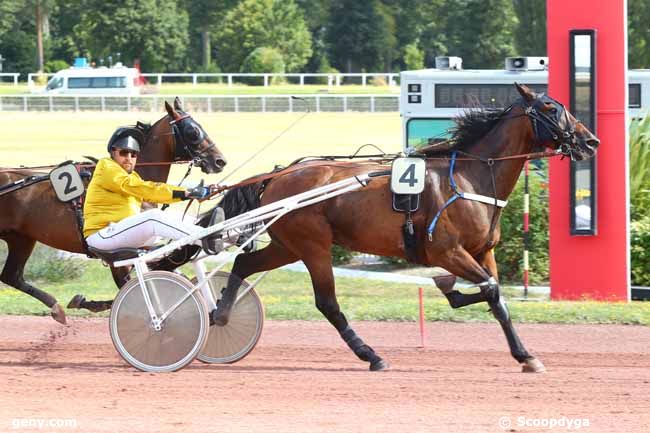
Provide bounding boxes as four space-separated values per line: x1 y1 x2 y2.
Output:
83 158 185 237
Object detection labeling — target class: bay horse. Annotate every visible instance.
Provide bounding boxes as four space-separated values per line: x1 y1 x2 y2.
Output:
209 84 599 372
0 98 226 324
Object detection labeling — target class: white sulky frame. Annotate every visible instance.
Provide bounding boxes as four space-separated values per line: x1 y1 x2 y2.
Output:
113 173 373 326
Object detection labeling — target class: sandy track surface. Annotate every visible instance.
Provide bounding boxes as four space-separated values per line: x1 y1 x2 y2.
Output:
0 316 649 433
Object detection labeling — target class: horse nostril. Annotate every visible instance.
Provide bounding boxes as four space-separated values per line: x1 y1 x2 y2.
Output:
588 138 600 148
216 158 227 168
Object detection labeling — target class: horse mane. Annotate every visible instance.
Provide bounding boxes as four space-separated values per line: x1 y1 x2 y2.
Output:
418 105 509 156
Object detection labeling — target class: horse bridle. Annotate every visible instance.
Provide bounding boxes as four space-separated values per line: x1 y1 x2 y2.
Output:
521 94 578 160
169 114 217 164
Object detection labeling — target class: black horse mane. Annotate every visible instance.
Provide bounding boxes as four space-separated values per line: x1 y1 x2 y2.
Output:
419 104 511 155
449 107 505 151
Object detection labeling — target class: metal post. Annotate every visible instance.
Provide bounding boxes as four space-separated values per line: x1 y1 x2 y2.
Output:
157 74 162 88
370 96 375 113
23 96 27 112
316 95 320 112
48 96 53 112
207 96 212 113
262 96 266 112
362 74 367 87
264 74 269 87
343 95 347 112
127 96 131 112
288 96 293 112
192 74 197 86
299 75 304 86
100 96 105 112
234 96 239 113
74 96 79 112
228 74 233 87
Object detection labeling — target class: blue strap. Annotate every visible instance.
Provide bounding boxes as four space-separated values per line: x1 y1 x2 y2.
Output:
427 152 461 238
427 194 460 239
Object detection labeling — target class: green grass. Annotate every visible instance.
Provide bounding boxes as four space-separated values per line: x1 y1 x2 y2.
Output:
1 260 649 324
0 83 399 96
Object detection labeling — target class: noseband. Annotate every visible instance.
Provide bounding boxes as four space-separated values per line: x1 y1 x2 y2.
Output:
169 114 217 164
521 95 578 159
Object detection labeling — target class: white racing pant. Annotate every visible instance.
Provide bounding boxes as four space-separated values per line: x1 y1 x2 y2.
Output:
86 208 204 251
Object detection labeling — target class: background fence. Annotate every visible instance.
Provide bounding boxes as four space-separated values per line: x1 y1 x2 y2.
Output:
25 72 400 88
0 94 400 113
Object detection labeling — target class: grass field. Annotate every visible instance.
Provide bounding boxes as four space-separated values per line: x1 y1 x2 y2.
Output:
0 83 399 96
0 111 402 183
1 259 649 324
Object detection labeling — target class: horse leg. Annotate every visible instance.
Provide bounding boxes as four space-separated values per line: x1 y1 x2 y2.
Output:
480 250 545 373
67 265 129 313
433 273 487 308
211 241 298 326
0 233 66 324
301 250 388 371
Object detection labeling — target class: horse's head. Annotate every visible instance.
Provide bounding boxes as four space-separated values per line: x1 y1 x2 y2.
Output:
515 83 599 161
164 97 227 173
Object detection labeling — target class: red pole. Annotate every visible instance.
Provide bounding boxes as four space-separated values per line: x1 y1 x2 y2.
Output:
523 161 530 298
418 287 425 348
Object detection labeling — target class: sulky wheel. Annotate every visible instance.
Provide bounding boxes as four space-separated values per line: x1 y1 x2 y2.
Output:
197 271 264 364
110 271 209 372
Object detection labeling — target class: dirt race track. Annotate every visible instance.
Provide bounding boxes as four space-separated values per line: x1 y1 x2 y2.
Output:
0 316 649 433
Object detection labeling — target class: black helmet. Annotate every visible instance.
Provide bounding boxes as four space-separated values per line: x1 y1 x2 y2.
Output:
107 127 142 153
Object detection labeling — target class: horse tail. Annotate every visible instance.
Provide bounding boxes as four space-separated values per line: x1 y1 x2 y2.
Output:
218 182 263 219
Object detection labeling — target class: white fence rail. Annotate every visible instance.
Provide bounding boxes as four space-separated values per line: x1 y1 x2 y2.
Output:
26 72 399 89
0 94 399 113
0 73 20 85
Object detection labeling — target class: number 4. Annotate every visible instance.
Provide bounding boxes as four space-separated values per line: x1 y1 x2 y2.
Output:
399 164 418 187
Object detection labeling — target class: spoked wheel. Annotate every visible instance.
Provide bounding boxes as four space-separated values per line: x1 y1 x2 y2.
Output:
110 271 209 372
196 271 264 364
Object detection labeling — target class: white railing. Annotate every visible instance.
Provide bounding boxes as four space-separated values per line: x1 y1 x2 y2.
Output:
26 72 399 89
0 94 399 113
0 73 20 85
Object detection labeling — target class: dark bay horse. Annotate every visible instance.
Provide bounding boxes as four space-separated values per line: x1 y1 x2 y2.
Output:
0 98 226 324
210 84 599 372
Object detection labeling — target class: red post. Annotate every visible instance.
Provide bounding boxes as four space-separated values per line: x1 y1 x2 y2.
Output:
547 0 629 301
418 287 425 348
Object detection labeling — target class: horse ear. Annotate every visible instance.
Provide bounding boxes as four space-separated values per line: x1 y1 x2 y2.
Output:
174 96 183 111
164 100 176 118
515 82 535 102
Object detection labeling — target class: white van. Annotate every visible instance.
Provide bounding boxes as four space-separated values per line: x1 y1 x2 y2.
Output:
44 63 141 95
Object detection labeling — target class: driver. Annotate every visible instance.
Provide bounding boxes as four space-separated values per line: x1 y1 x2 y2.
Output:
83 128 223 253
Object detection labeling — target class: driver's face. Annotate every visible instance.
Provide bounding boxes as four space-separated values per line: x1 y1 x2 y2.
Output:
111 148 138 173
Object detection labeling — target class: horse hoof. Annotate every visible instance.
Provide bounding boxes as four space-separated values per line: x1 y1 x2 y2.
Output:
369 359 389 371
67 294 85 309
50 303 67 325
521 357 546 373
210 309 229 327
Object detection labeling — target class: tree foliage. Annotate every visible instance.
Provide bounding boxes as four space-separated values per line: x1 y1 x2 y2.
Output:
214 0 312 73
4 0 650 74
628 0 650 69
442 0 518 68
75 0 189 72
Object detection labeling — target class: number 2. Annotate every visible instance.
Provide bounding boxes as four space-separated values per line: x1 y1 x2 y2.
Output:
58 171 78 195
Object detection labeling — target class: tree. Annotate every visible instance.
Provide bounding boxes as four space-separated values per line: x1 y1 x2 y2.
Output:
76 0 189 72
442 0 518 69
184 0 237 70
326 0 396 72
0 0 24 38
628 0 650 69
512 0 546 56
213 0 312 73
